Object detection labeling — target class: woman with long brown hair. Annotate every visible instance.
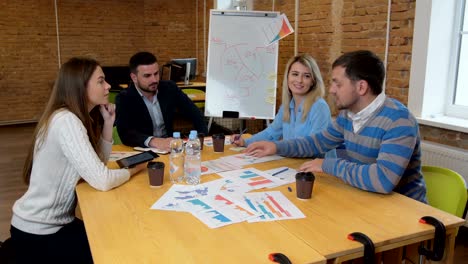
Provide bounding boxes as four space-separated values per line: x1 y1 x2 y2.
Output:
10 57 145 263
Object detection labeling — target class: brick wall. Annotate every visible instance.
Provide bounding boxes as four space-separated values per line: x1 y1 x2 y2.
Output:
143 0 197 65
196 0 214 77
0 0 195 124
0 0 58 123
0 0 466 149
386 0 414 105
57 0 145 66
249 1 294 113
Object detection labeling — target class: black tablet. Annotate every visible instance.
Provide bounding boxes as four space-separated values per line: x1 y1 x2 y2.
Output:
116 151 159 168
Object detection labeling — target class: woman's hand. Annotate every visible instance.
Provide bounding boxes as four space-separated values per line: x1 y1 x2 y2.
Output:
100 103 116 125
128 163 147 177
243 141 277 157
100 104 116 142
231 134 245 147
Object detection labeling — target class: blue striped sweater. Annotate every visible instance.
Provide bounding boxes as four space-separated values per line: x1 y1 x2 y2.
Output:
275 98 427 203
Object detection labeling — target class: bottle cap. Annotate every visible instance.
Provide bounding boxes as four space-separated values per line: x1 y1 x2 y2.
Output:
173 132 181 138
189 133 197 140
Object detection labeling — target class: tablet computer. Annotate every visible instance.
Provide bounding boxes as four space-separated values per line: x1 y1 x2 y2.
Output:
116 151 159 168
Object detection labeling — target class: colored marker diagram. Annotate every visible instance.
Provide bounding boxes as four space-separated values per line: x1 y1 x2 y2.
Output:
261 14 294 46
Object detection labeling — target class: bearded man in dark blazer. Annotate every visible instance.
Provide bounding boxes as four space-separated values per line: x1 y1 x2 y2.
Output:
116 51 208 150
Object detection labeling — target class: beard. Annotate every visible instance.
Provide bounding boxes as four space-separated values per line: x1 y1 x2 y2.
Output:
137 80 158 94
336 104 346 110
335 98 351 111
335 95 359 112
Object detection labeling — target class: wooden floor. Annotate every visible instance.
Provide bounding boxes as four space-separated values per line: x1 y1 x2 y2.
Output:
0 124 32 241
0 123 467 263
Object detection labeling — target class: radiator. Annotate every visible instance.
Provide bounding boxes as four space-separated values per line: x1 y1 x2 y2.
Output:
421 140 468 225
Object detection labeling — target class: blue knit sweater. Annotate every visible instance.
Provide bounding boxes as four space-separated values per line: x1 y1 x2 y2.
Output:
275 98 427 203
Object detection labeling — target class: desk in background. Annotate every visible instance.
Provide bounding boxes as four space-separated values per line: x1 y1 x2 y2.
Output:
76 145 465 264
177 81 206 91
177 82 206 103
181 89 205 103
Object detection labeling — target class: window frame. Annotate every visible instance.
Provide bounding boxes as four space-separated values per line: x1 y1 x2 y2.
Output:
409 0 468 133
446 0 468 118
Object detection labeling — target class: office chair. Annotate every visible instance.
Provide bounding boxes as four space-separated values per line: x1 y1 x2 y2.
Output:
350 166 467 264
422 165 467 218
181 88 205 110
113 126 122 145
109 90 119 104
411 166 468 263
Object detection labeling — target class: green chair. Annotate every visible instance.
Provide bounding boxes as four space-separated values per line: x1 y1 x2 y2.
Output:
109 90 119 104
182 88 205 110
422 165 467 218
112 126 122 145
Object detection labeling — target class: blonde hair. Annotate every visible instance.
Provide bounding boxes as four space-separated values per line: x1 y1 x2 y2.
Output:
282 54 325 122
22 57 103 184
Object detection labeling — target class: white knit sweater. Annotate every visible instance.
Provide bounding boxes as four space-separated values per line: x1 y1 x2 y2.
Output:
12 110 130 235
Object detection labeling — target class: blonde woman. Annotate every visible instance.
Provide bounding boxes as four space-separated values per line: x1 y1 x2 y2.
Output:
233 54 333 150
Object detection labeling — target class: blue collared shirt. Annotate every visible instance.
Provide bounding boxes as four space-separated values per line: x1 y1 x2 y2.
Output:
245 98 334 158
135 87 167 147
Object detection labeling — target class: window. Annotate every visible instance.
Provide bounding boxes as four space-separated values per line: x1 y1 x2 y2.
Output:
409 0 468 133
450 2 468 111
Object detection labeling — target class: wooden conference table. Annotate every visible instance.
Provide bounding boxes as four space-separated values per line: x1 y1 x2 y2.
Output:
76 144 465 264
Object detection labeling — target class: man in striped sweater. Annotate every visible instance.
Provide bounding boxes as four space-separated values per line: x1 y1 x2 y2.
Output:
245 50 427 203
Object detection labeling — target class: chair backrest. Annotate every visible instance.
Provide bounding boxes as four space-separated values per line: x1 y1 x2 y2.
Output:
182 88 205 109
109 91 119 104
112 126 122 145
422 165 467 218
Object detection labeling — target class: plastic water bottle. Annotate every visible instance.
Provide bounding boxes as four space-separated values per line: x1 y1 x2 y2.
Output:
169 132 184 183
184 133 201 185
189 130 201 146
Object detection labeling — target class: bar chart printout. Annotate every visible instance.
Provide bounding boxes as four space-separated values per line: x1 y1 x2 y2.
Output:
217 168 284 189
240 191 305 223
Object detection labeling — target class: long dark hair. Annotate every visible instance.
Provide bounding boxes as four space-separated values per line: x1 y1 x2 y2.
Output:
23 57 103 184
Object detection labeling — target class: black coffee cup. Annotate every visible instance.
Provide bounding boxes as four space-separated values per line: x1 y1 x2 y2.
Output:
295 172 315 199
147 161 165 187
212 133 225 152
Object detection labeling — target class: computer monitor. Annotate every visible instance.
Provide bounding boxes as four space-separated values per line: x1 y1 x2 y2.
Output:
169 58 197 84
101 66 131 91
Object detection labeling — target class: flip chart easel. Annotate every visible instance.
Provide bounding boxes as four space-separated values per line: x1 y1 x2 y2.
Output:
205 10 279 130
